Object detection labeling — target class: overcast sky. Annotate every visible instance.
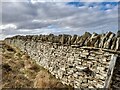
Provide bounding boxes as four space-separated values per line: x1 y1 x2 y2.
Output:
0 0 119 40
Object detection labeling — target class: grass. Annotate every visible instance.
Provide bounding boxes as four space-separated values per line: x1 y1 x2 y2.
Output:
1 41 72 89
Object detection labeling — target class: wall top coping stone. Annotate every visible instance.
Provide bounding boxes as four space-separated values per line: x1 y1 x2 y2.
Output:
5 31 120 51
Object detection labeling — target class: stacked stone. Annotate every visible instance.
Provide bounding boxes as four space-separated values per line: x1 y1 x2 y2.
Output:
4 38 114 88
111 56 120 89
117 30 120 37
6 31 120 51
4 31 120 88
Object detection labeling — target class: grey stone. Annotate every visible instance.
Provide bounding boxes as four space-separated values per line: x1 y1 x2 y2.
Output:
116 38 120 51
111 37 117 50
60 34 70 44
94 40 99 48
48 34 54 42
76 66 88 71
66 35 72 45
104 33 115 49
78 32 91 46
90 35 100 47
117 30 120 37
82 79 88 83
71 35 78 45
74 36 81 45
5 32 115 88
99 34 106 48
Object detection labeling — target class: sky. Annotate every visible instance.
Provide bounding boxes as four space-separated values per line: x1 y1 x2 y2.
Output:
0 0 119 40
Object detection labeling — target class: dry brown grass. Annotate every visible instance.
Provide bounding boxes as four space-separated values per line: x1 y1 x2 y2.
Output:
34 70 67 88
1 41 72 89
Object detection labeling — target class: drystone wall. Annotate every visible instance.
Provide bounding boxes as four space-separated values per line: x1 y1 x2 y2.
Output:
5 31 120 51
4 32 120 88
111 56 120 89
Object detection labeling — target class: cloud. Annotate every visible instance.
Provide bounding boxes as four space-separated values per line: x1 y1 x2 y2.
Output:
1 0 119 2
0 24 17 30
79 0 119 2
1 1 119 39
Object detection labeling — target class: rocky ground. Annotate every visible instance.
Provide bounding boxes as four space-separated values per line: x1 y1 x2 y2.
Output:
0 41 72 89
